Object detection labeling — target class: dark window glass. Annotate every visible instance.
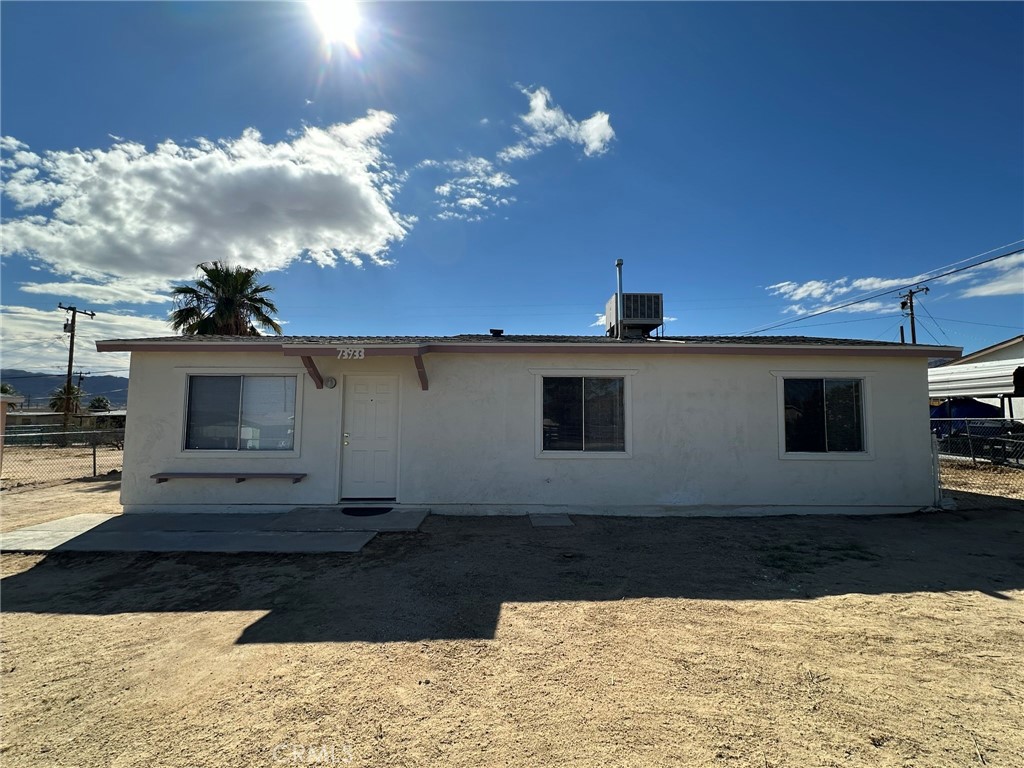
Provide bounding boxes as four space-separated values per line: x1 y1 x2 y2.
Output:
185 375 296 451
185 376 241 450
543 376 625 452
824 379 863 452
239 377 296 451
583 378 625 451
784 378 864 453
543 377 583 451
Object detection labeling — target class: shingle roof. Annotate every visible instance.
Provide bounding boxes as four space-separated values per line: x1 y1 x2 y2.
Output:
97 333 922 347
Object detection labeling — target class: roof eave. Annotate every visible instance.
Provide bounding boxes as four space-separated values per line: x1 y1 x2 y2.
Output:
96 338 962 358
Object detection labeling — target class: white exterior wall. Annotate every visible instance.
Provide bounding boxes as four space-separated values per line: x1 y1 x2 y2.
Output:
120 350 935 513
954 339 1023 365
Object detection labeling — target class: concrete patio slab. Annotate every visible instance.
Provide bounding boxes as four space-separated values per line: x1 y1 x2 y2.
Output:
97 513 281 533
0 510 383 554
3 529 376 554
1 530 87 551
269 506 430 532
13 513 118 533
530 513 574 527
64 530 374 553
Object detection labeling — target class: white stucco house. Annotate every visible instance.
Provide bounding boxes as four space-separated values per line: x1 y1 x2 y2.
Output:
96 329 960 515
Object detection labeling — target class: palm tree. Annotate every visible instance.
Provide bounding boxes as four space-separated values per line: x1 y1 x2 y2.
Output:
88 395 112 411
169 261 283 336
49 383 82 414
1 381 18 412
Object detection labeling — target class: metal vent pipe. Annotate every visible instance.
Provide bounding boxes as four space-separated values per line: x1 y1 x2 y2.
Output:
615 259 624 341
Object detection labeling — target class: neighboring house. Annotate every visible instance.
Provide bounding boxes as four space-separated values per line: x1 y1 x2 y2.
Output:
4 409 127 431
97 330 959 515
929 334 1024 417
0 393 26 476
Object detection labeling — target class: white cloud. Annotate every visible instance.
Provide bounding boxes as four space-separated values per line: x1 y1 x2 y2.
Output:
498 86 615 163
425 85 614 221
0 305 173 373
0 136 27 152
767 273 933 308
766 254 1024 317
767 279 850 303
960 253 1024 297
18 281 170 305
0 112 412 303
422 156 517 222
779 300 892 316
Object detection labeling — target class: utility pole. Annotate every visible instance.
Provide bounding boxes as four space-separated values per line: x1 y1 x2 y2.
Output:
58 303 95 432
898 286 929 344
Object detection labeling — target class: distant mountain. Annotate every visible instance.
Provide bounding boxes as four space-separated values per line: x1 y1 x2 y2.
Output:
0 369 130 409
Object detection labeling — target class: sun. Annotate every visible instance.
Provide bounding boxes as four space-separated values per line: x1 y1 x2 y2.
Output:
307 0 362 51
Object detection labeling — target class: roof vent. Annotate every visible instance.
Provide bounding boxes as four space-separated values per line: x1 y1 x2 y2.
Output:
489 328 504 337
606 293 664 338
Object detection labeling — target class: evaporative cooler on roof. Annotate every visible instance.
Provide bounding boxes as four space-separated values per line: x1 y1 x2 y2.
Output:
605 293 664 338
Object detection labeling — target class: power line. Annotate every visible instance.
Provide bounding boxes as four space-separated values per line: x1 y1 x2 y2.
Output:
913 316 942 346
875 318 906 342
898 286 929 345
777 312 904 330
742 244 1023 336
0 368 130 380
930 316 1023 330
916 298 952 345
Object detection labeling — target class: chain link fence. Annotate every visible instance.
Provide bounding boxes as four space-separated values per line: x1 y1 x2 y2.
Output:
1 428 124 493
932 418 1024 504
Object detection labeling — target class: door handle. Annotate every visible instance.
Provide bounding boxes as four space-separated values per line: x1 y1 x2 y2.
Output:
343 433 350 438
344 441 349 446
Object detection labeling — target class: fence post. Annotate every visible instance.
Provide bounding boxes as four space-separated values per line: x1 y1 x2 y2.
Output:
965 420 976 465
92 441 97 477
931 434 941 507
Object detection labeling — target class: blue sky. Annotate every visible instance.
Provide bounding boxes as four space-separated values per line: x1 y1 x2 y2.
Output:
2 1 1022 375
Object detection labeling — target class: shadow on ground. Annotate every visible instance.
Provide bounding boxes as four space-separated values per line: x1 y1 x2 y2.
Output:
3 508 1023 643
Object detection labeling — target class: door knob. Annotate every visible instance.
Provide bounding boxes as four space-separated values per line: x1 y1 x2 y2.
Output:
344 441 349 445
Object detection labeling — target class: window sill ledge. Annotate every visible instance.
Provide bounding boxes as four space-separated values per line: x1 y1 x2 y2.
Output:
536 451 633 460
779 451 875 461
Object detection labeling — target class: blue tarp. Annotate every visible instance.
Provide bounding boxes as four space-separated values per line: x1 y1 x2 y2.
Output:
929 398 1002 420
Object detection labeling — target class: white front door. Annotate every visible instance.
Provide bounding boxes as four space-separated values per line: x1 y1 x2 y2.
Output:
341 375 399 499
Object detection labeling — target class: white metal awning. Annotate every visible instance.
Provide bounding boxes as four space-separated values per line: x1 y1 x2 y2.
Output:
929 359 1024 399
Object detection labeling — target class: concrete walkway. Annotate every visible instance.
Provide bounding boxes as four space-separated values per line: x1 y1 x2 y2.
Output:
0 507 429 554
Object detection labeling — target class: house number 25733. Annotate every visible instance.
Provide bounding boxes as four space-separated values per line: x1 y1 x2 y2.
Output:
337 348 365 360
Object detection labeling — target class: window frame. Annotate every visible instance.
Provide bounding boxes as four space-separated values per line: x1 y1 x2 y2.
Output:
773 370 874 461
180 370 303 457
531 368 635 459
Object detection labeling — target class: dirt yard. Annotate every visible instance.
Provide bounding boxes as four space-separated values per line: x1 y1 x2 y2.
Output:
940 459 1024 500
1 445 123 493
2 486 1022 767
0 475 122 532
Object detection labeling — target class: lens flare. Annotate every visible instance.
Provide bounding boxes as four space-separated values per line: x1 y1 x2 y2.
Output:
307 0 361 54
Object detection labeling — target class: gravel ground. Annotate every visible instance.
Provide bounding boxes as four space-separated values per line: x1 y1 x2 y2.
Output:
0 475 122 532
1 493 1022 768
